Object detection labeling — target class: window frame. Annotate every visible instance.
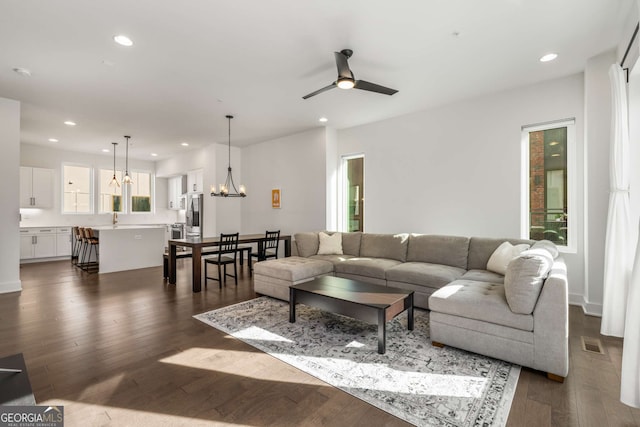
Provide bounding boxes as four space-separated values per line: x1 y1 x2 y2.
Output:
61 162 94 215
98 168 124 214
520 118 576 253
126 169 155 214
339 153 365 232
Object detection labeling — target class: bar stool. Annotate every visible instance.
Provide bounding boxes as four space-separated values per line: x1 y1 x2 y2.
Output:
79 227 99 272
71 226 82 265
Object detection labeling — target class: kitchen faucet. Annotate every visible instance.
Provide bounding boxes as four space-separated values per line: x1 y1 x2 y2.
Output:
112 212 118 224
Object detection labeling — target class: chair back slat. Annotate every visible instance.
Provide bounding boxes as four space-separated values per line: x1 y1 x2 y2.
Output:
219 232 239 260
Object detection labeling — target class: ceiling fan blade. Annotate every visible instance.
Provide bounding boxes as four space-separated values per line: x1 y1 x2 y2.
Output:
302 83 337 99
354 80 398 95
334 51 353 79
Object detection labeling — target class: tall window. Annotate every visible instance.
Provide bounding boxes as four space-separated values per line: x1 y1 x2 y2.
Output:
63 164 92 213
99 169 123 213
342 155 364 232
522 119 575 249
129 171 153 213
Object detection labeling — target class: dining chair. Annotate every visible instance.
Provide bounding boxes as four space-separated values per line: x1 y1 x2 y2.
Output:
204 232 239 288
250 230 280 273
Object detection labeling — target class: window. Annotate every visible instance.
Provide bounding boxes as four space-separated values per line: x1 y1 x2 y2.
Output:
63 164 92 213
99 169 123 213
521 119 575 249
129 171 153 213
341 155 364 232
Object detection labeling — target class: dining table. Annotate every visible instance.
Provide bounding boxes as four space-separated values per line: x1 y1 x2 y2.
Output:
167 233 292 292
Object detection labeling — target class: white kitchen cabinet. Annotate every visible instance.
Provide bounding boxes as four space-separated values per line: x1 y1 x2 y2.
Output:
56 227 72 257
168 175 187 210
187 169 203 193
20 228 57 259
20 167 54 208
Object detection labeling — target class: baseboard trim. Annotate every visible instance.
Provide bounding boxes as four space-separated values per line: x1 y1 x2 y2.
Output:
0 280 22 294
569 293 602 317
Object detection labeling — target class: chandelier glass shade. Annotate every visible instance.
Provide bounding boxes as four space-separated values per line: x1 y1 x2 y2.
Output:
211 115 246 198
109 142 120 187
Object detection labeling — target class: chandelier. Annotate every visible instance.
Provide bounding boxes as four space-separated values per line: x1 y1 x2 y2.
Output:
122 135 133 184
108 142 120 187
211 115 246 197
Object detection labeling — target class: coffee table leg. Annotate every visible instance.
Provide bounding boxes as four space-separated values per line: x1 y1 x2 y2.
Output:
289 288 296 323
408 293 414 331
378 309 386 354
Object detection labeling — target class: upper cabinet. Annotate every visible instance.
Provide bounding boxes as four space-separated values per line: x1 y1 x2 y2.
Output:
187 169 203 193
20 167 54 208
168 175 187 210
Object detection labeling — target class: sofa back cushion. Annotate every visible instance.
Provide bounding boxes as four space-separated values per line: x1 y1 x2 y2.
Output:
406 234 469 269
294 232 320 257
504 248 554 314
467 237 533 270
359 233 409 262
341 232 362 256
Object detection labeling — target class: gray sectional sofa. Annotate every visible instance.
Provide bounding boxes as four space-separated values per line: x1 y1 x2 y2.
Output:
285 231 569 381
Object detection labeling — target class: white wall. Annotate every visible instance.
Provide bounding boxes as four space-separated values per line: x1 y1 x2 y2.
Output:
241 128 328 236
337 74 586 301
0 98 21 293
584 49 617 315
20 143 176 227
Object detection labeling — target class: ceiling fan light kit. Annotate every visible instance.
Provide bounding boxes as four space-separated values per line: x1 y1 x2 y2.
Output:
303 49 398 99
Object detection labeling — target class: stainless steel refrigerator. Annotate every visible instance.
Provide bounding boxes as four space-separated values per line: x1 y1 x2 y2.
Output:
185 193 203 238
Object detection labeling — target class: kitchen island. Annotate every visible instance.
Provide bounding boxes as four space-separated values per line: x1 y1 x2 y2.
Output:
92 225 165 274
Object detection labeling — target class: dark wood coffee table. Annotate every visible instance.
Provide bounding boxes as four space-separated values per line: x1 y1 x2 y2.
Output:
289 276 414 354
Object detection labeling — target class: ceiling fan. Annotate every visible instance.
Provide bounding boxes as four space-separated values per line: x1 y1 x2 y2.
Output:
302 49 398 99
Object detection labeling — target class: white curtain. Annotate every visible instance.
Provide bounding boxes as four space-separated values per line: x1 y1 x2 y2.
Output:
622 224 640 408
601 64 631 338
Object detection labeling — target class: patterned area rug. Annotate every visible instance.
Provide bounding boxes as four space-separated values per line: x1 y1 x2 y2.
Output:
194 297 519 427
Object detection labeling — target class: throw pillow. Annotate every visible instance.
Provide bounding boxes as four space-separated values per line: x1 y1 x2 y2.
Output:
486 241 530 275
504 248 554 314
317 231 343 255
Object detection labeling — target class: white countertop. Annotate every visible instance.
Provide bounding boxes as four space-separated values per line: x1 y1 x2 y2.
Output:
92 225 166 231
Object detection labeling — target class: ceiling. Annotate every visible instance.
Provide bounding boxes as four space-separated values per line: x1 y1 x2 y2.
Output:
0 0 633 160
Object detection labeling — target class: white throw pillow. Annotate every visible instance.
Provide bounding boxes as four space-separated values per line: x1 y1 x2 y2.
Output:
317 232 343 255
486 241 530 275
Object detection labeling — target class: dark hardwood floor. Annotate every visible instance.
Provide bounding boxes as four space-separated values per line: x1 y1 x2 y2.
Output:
1 260 639 426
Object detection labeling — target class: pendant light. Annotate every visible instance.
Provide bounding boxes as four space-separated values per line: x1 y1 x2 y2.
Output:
122 135 133 184
211 115 246 197
109 142 120 187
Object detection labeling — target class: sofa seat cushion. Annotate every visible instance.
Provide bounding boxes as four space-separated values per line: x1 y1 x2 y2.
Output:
253 256 334 282
429 280 534 331
333 257 401 279
461 269 505 284
309 254 355 265
385 262 465 289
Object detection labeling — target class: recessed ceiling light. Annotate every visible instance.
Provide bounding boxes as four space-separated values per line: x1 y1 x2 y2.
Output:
151 153 158 157
48 138 58 142
64 121 76 126
319 117 328 123
539 53 558 63
113 35 134 47
181 142 189 147
13 67 31 77
102 148 110 153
